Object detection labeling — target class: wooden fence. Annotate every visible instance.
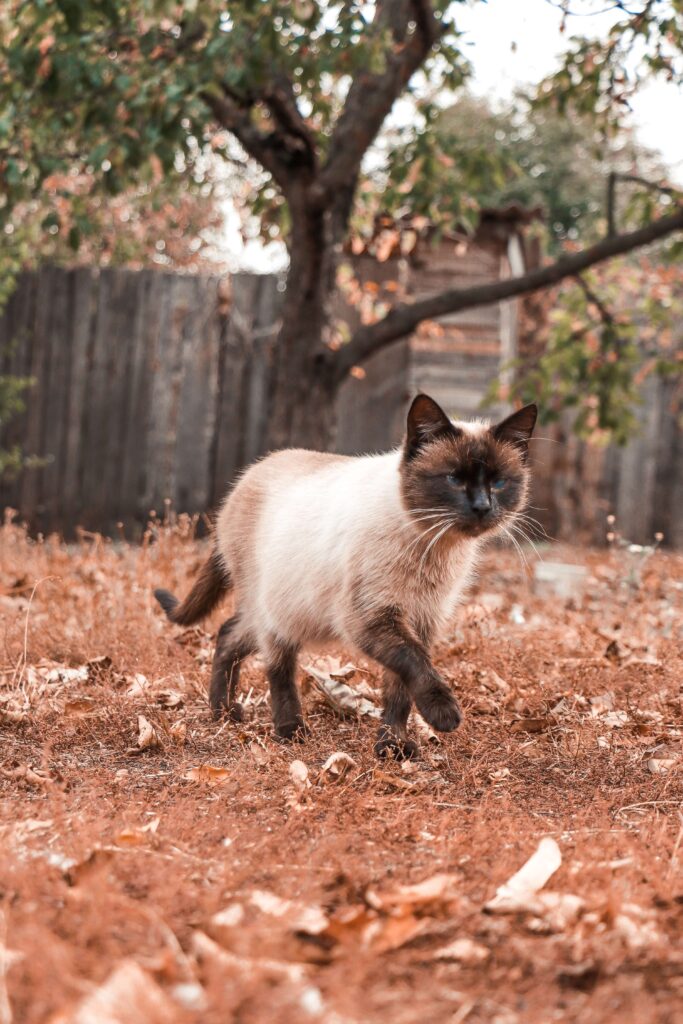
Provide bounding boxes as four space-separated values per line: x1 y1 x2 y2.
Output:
1 264 681 545
0 266 282 534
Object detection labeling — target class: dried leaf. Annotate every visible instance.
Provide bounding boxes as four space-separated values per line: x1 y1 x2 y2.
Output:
373 769 417 791
169 720 187 745
319 751 356 783
183 765 230 785
249 740 270 766
64 697 98 717
86 655 113 681
249 890 329 935
192 930 306 984
367 873 461 913
305 666 380 720
510 717 552 734
288 760 310 790
64 959 178 1023
365 913 427 953
126 673 149 698
2 765 53 788
485 837 562 914
432 937 490 963
127 715 162 753
65 846 116 887
156 689 184 709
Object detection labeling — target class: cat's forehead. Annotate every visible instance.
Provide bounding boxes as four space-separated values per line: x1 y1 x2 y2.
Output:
415 423 522 475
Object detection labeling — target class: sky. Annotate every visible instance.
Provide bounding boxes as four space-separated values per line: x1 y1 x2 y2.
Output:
224 0 683 269
457 0 683 182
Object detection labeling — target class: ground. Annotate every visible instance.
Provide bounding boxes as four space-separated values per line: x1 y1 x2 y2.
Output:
1 517 682 1024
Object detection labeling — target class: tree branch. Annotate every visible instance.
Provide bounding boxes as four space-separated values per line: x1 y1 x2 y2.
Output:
332 205 683 382
315 0 443 204
200 89 289 185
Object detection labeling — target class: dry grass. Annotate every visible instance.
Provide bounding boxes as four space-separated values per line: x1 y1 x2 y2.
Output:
1 516 682 1023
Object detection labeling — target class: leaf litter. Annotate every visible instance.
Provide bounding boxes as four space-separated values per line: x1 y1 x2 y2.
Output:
1 522 682 1023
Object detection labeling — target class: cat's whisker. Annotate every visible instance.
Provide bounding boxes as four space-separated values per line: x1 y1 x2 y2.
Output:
501 527 530 574
513 514 551 542
418 519 455 574
504 522 542 562
402 518 451 560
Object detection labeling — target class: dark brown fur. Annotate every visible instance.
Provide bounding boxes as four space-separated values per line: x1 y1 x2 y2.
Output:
154 550 229 626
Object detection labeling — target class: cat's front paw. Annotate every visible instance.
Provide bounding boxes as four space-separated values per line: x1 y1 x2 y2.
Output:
415 684 462 732
275 716 311 742
375 726 419 761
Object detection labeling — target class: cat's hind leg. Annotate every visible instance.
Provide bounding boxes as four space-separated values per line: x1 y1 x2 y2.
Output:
209 615 254 721
263 639 308 741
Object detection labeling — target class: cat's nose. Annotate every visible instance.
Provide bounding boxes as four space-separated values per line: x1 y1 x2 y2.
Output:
470 489 491 518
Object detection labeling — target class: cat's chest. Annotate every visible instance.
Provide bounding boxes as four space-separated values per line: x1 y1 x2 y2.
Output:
400 546 477 636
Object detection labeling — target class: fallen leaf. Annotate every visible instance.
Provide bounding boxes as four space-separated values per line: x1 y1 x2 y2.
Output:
305 666 380 720
65 846 117 887
410 711 441 745
64 959 178 1023
647 756 678 774
209 903 245 944
319 751 356 783
183 765 230 785
373 769 417 791
602 711 629 729
169 720 187 745
127 715 162 753
485 837 562 913
2 765 53 788
367 873 461 914
156 689 184 709
192 930 306 984
364 913 428 953
86 655 113 681
126 673 149 698
249 890 329 935
510 717 552 734
249 740 270 766
432 937 490 963
64 697 98 717
289 760 310 790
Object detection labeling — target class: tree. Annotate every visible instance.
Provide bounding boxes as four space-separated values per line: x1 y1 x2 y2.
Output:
1 0 682 451
425 92 669 251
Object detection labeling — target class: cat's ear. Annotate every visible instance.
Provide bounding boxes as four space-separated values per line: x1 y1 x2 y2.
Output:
405 394 456 459
492 404 538 457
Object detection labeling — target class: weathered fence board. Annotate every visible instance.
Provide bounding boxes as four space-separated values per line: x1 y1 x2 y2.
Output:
1 265 681 546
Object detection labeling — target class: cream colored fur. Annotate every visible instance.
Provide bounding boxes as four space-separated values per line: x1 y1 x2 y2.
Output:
214 438 486 659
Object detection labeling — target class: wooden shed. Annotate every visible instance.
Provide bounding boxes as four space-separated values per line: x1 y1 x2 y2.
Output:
335 205 541 454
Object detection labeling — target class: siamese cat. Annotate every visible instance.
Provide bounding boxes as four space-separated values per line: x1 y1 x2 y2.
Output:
155 393 537 759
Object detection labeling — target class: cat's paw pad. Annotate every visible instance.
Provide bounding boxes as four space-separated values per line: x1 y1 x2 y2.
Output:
416 686 462 732
375 729 419 761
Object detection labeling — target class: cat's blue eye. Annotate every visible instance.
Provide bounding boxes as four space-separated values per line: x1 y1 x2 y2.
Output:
447 473 466 488
492 478 506 491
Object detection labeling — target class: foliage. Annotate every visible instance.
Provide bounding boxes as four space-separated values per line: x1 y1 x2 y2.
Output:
494 256 683 444
0 0 682 452
0 369 34 477
414 92 668 251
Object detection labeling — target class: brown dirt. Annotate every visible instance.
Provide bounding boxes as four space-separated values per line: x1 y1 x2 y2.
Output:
1 517 682 1024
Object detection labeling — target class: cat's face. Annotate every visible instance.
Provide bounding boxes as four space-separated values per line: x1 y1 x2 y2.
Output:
400 394 537 540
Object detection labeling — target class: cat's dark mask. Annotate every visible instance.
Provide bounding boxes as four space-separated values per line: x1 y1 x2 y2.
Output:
401 393 537 538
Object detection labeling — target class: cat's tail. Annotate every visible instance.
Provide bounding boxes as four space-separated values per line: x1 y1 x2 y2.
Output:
154 550 230 626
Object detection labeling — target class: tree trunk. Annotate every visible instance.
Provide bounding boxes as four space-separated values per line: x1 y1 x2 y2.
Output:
263 200 342 452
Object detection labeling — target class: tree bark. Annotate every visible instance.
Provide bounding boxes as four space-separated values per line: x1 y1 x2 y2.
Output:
263 200 339 451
